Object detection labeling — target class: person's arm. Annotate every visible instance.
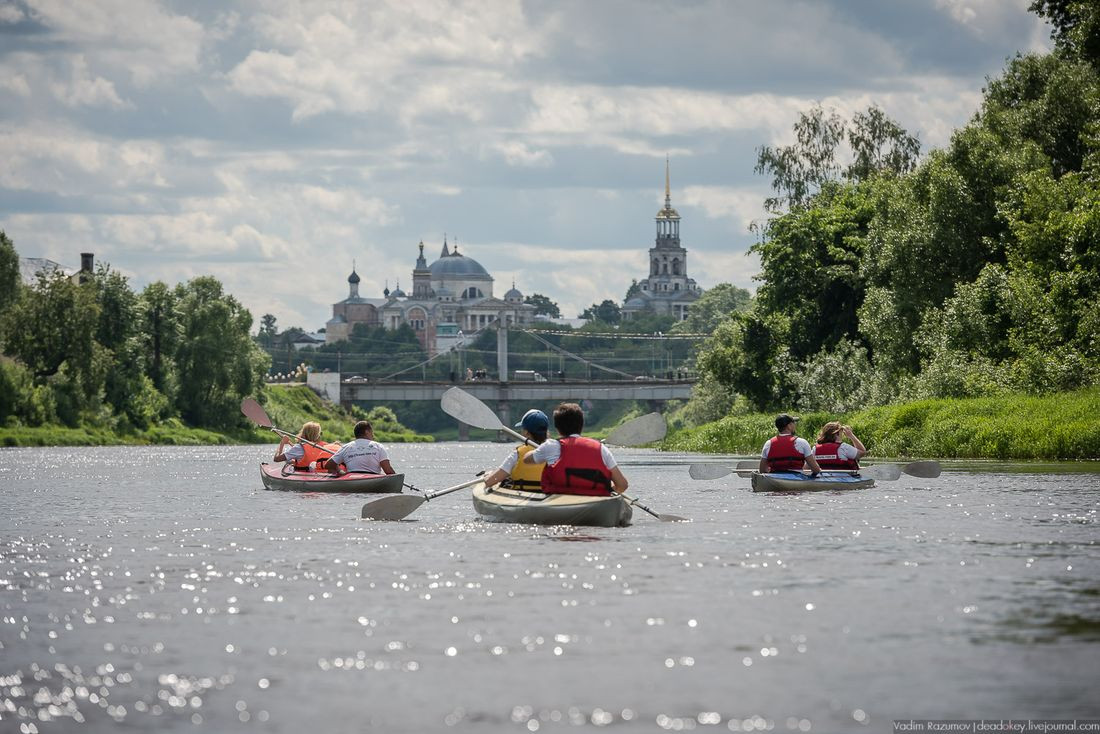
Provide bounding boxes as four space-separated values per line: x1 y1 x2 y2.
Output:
324 447 345 475
609 465 629 494
274 435 290 462
844 426 867 459
759 440 770 473
380 459 395 475
805 454 822 475
483 468 509 488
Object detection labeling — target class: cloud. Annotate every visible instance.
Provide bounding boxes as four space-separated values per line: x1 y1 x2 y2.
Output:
23 0 205 85
680 186 771 233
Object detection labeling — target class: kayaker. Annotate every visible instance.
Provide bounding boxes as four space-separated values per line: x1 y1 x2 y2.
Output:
759 414 823 476
813 421 866 469
273 421 336 471
523 402 629 495
324 420 396 476
483 409 550 491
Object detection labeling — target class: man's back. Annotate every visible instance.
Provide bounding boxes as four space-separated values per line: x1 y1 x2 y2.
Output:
333 438 388 473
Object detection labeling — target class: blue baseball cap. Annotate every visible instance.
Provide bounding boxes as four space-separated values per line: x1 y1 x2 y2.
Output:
515 409 549 433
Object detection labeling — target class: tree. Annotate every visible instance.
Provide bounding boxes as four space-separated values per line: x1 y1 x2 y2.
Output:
139 281 180 399
580 299 622 325
755 105 921 214
173 276 270 428
0 230 19 313
524 293 561 318
672 283 752 335
755 106 844 213
624 280 642 302
1030 0 1100 67
258 313 278 347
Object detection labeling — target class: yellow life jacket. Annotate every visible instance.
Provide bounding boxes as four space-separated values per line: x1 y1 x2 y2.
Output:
507 444 545 491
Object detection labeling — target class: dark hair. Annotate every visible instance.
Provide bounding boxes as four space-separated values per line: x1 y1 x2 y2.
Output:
529 429 548 444
354 420 373 438
553 402 584 436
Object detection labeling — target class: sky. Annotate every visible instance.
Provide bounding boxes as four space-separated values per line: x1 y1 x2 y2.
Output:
0 0 1052 331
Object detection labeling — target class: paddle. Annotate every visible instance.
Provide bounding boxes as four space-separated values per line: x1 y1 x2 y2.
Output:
440 387 686 522
687 460 941 482
241 397 418 488
361 474 486 520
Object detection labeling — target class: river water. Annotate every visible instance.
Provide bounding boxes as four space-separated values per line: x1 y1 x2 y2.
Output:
1 444 1098 734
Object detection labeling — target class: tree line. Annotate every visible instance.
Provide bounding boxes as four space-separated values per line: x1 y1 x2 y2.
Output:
0 236 269 432
694 1 1100 415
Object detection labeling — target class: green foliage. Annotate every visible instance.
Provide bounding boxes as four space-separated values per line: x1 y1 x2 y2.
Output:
664 388 1100 460
1030 0 1100 68
173 277 270 428
524 293 561 318
0 230 19 315
696 44 1100 418
671 283 752 335
579 299 622 324
261 385 433 443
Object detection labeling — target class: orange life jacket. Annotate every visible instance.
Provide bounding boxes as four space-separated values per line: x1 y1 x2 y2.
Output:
294 442 341 470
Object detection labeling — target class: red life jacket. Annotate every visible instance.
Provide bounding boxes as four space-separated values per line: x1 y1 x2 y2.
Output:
541 436 614 496
294 442 341 471
765 434 806 472
814 442 859 470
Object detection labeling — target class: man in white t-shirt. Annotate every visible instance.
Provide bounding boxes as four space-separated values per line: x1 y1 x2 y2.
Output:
523 402 629 495
325 420 395 475
759 414 822 476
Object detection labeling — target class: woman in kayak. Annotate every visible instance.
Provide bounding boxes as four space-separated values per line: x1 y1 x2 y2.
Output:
273 421 336 471
483 409 550 491
523 402 630 495
812 422 866 469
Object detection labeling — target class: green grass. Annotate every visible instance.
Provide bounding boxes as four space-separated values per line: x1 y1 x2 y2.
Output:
662 388 1100 460
0 385 433 447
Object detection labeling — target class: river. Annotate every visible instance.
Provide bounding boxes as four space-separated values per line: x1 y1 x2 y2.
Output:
1 444 1098 733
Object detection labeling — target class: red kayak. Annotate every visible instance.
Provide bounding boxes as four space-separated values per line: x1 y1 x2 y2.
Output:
259 463 404 493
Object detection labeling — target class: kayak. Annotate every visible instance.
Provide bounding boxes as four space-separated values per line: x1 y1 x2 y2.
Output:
259 463 405 493
471 480 633 527
751 470 875 493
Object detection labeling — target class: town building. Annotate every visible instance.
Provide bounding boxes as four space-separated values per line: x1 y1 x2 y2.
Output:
621 161 702 321
325 238 536 355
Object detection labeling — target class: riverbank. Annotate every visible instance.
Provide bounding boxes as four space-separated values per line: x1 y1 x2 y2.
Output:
0 384 433 447
664 388 1100 460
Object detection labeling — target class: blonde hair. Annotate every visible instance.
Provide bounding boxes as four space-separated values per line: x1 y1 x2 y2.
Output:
299 422 321 443
816 421 844 444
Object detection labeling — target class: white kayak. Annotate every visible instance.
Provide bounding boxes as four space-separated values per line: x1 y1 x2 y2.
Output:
471 480 633 527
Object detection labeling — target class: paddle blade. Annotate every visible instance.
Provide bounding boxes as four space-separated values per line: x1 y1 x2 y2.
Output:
688 464 734 480
441 387 505 431
361 494 427 521
860 464 903 481
605 412 667 446
903 460 942 478
241 398 272 428
736 460 759 470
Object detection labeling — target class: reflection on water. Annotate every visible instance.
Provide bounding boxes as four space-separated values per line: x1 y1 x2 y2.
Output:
1 444 1098 732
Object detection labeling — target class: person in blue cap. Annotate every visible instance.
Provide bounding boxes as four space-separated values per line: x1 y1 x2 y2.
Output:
482 409 551 491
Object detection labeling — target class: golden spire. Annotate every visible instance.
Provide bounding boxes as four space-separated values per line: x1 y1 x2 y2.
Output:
664 155 671 208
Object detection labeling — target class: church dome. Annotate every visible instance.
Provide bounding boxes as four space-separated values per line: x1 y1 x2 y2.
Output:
504 286 522 301
429 253 491 279
391 287 407 298
624 296 647 310
348 269 360 284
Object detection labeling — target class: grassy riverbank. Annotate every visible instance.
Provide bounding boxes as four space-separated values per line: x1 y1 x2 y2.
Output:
0 385 433 447
664 388 1100 460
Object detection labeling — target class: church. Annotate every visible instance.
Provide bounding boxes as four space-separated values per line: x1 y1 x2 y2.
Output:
325 238 536 355
621 161 703 320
